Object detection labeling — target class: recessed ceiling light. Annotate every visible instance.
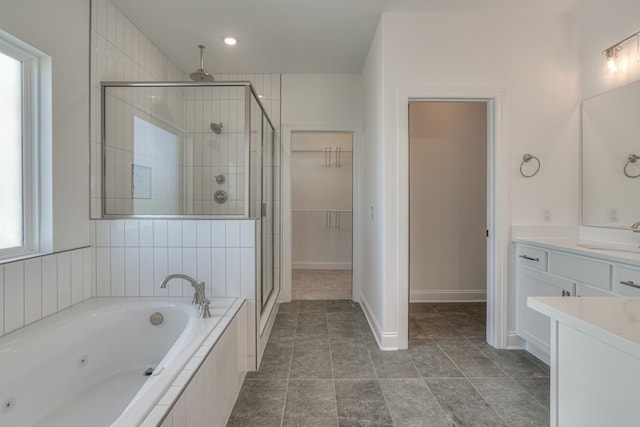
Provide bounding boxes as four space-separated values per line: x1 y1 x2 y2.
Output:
223 37 237 46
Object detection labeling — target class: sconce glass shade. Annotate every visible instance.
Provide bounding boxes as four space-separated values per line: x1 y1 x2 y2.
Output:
603 46 622 75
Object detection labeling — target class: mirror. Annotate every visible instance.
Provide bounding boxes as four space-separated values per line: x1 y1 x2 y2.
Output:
582 79 640 229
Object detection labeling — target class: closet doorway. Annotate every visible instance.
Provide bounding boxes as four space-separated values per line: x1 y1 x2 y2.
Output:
291 132 353 300
408 101 488 309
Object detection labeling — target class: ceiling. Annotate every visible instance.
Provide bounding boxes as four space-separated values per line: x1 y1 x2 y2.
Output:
110 0 585 75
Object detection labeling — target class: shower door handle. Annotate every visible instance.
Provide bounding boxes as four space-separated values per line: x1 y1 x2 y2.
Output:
262 203 267 217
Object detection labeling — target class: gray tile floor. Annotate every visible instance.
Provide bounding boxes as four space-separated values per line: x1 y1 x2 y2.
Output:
227 301 550 426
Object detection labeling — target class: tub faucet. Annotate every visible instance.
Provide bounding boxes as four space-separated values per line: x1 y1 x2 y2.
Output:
632 221 640 232
158 274 211 318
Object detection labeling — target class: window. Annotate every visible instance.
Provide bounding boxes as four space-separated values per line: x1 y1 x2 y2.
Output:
0 31 48 259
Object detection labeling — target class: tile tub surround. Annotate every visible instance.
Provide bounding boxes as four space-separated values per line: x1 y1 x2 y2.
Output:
142 299 247 427
0 247 93 337
227 301 550 426
91 219 256 300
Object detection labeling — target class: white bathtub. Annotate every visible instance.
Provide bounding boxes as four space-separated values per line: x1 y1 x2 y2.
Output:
0 297 239 427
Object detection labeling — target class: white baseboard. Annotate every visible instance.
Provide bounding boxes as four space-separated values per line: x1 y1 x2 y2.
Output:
410 289 486 302
359 292 400 350
292 262 352 270
524 341 551 365
507 332 526 349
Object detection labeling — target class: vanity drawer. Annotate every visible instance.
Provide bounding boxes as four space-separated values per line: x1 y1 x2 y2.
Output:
517 246 548 271
615 265 640 296
548 252 612 290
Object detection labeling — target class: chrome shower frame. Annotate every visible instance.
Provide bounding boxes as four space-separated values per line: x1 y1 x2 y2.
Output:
99 80 276 220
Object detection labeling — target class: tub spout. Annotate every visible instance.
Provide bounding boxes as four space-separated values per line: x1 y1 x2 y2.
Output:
158 274 211 318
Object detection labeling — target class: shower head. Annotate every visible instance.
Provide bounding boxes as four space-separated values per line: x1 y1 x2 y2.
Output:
189 45 215 82
210 122 223 135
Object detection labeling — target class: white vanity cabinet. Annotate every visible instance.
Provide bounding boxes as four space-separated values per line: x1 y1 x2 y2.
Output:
516 246 575 358
515 242 617 360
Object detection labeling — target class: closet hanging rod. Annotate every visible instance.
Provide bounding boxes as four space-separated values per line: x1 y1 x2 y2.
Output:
292 209 352 214
291 148 353 153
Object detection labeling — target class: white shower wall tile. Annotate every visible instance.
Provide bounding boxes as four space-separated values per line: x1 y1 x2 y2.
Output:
225 248 241 298
154 220 168 247
225 221 240 247
0 247 91 337
241 248 256 300
154 247 169 297
4 262 25 334
139 220 154 246
182 221 197 247
196 248 213 297
24 258 42 325
167 248 184 297
137 248 153 296
167 221 182 247
196 221 211 247
71 250 84 305
211 222 226 247
96 247 111 297
57 252 72 311
211 248 226 297
125 219 139 247
42 255 58 317
240 221 255 248
125 247 140 296
90 219 255 300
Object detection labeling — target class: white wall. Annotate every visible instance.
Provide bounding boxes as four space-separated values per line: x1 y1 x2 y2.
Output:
0 0 90 252
360 24 386 338
361 11 582 348
280 74 363 301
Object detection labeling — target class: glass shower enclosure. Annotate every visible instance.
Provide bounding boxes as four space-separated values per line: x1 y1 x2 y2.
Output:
100 81 278 323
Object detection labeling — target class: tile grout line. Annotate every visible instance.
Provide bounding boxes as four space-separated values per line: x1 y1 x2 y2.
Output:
411 305 508 426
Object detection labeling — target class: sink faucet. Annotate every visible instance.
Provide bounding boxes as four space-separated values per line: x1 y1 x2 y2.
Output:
158 274 211 318
631 221 640 232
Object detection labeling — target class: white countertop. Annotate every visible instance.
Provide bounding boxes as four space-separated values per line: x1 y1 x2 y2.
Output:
513 236 640 267
528 296 640 359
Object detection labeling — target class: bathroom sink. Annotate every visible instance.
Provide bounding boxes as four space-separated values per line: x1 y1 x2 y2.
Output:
577 242 640 254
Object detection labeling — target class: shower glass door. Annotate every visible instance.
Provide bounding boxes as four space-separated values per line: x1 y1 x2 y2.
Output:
261 112 275 310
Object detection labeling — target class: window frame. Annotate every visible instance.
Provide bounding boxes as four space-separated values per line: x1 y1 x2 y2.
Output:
0 34 41 260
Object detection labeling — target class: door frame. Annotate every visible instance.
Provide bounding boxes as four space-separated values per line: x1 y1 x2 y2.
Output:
280 127 360 303
397 87 508 349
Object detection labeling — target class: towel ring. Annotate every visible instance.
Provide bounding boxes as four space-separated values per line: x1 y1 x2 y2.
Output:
624 154 640 178
520 154 540 178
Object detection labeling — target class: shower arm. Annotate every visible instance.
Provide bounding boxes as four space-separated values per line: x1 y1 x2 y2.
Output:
198 45 205 69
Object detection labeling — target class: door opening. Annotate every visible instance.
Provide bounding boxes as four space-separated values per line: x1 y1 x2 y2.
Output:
408 100 488 340
290 132 353 300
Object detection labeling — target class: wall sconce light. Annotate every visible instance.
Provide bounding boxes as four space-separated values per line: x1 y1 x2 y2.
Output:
602 31 640 76
603 46 621 73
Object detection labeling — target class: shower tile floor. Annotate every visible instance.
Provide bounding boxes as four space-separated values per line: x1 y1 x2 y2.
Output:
227 301 550 426
291 269 352 300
